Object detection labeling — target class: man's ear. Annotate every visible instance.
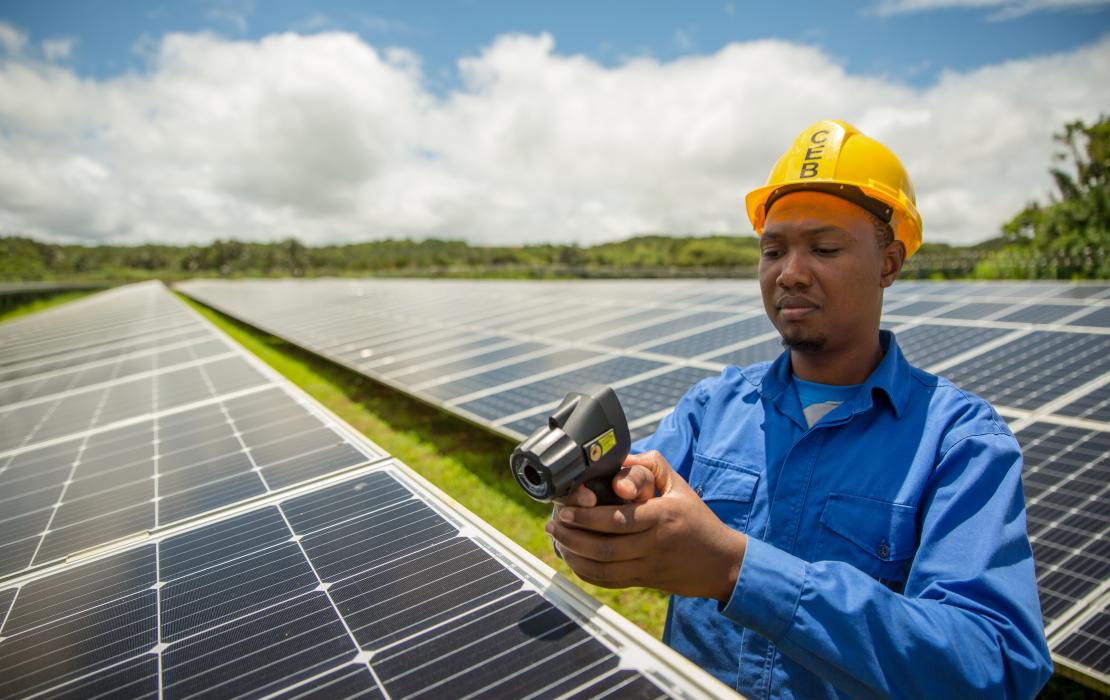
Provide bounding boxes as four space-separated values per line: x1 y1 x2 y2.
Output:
880 240 906 288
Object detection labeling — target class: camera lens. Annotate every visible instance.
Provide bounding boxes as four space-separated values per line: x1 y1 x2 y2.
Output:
523 464 543 487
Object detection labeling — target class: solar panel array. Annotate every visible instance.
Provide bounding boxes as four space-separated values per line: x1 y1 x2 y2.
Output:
0 282 731 699
178 277 1110 691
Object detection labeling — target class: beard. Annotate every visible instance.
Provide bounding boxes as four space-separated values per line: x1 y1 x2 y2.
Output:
780 333 827 354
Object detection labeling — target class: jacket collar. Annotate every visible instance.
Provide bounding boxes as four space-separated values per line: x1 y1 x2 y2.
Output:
758 330 910 421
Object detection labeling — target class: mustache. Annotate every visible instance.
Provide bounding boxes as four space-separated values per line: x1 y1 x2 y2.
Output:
775 295 819 309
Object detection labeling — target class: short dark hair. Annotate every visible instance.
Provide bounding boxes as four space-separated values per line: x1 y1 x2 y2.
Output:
869 211 894 250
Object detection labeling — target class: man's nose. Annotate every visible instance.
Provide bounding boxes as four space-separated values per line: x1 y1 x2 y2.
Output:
777 250 811 288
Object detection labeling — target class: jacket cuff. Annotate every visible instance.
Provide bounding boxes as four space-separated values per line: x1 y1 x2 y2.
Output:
719 536 807 640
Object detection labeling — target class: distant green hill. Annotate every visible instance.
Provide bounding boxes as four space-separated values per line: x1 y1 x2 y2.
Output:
1 231 1103 282
0 234 768 282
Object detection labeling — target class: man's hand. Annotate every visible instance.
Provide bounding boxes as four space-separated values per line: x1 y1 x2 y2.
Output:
547 451 747 603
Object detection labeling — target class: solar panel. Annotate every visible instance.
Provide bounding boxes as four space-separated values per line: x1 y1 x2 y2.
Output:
177 277 1110 689
0 287 382 579
939 331 1110 410
0 281 730 699
1015 421 1110 624
1051 599 1110 692
879 323 1013 369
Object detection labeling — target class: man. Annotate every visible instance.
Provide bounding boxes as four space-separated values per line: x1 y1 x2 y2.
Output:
546 120 1054 698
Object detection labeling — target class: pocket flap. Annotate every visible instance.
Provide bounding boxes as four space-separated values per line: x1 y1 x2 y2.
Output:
692 454 759 503
820 493 918 561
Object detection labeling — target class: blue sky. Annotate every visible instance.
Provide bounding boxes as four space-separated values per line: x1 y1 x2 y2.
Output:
5 0 1108 89
0 1 1107 246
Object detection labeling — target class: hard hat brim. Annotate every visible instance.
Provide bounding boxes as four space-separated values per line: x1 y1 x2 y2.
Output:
745 181 923 259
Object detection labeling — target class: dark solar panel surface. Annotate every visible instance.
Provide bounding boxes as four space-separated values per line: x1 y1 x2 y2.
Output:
1017 422 1110 624
995 304 1083 325
1068 306 1110 328
0 469 675 699
0 282 717 699
457 356 665 422
885 324 1012 369
934 301 1015 320
0 286 382 579
940 331 1110 409
1053 603 1110 688
1055 386 1110 423
178 278 1110 687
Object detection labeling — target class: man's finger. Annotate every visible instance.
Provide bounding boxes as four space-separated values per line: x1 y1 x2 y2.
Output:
611 465 655 502
546 520 657 562
553 483 597 508
558 549 646 588
557 501 658 534
621 450 676 496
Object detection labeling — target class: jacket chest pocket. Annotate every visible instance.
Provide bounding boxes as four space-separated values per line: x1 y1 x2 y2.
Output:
817 493 919 589
690 454 760 533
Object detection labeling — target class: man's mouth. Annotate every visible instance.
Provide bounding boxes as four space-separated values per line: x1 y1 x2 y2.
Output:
777 296 819 320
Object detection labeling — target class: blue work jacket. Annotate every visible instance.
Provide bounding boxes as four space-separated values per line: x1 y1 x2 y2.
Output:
634 331 1053 699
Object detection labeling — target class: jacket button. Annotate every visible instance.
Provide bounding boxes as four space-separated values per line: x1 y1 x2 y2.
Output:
694 485 704 497
877 542 890 559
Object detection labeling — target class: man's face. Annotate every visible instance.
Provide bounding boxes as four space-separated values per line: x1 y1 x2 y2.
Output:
758 190 900 356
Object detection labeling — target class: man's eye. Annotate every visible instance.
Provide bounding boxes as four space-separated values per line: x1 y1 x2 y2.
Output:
815 247 840 255
761 249 782 258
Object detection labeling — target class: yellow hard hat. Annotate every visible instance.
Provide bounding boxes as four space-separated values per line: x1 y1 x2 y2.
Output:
744 120 923 258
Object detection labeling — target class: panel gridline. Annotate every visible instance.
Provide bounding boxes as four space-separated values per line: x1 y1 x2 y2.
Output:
176 278 1110 687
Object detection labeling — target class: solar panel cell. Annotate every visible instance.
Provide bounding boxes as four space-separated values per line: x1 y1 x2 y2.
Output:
1056 386 1110 423
1054 605 1110 681
892 324 1012 368
1018 422 1110 624
457 356 664 421
420 348 602 401
595 311 734 349
708 337 784 367
162 593 357 698
1067 306 1110 328
615 366 719 422
941 332 1110 409
642 314 774 358
934 302 1015 320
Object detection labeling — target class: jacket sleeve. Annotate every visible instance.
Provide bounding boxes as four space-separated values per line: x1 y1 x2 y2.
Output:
720 431 1054 699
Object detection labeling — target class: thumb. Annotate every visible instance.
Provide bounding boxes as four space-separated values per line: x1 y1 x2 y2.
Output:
614 450 677 502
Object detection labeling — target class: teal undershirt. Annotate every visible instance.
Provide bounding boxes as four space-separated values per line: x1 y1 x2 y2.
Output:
794 377 863 427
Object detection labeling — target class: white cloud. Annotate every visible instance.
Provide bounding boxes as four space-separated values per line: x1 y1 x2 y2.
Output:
874 0 1110 20
41 37 76 61
0 22 27 55
0 28 1107 247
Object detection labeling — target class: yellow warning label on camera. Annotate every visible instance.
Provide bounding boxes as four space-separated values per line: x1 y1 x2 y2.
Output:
596 429 616 457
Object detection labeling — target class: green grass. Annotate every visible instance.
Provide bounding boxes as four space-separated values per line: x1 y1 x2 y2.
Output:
0 290 98 324
178 294 671 637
